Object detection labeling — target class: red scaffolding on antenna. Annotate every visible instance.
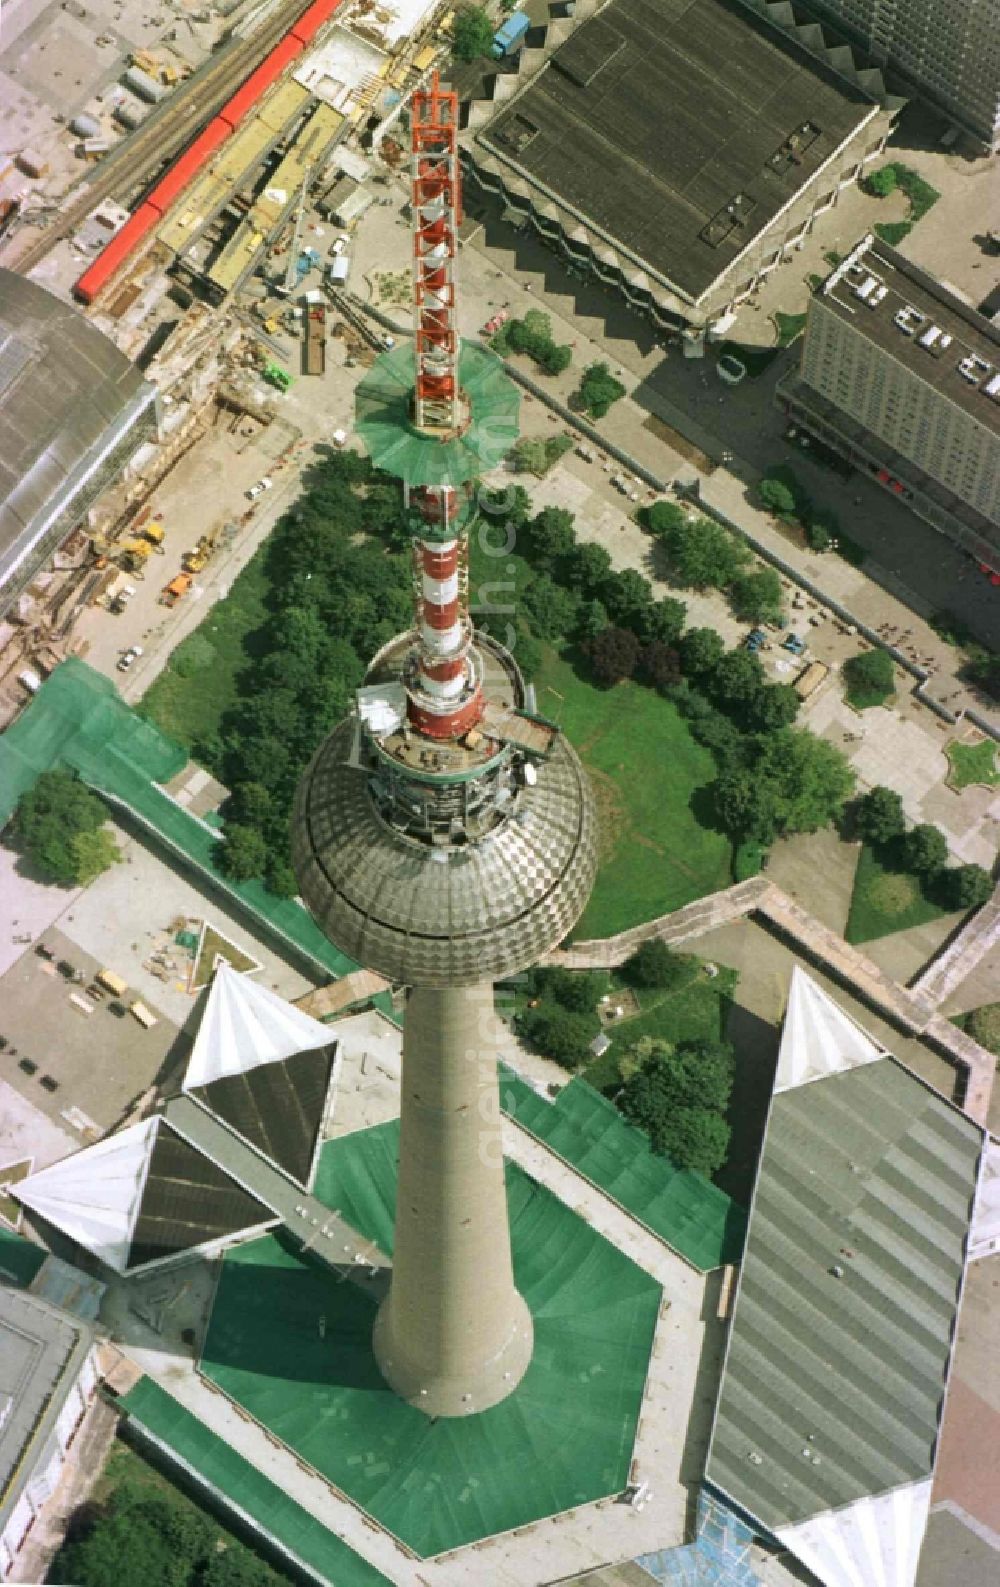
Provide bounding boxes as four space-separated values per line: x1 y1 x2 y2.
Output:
411 72 461 434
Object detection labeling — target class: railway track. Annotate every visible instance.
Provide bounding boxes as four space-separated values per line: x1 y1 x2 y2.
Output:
1 0 317 276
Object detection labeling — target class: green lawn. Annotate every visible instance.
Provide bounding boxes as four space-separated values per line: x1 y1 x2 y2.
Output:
774 311 808 347
533 651 733 938
138 553 271 751
845 843 949 943
583 964 737 1091
946 739 1000 790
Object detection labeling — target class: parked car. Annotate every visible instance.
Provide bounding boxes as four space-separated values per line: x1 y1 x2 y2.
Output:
329 234 349 256
117 644 143 672
246 476 274 501
782 632 807 655
745 628 767 653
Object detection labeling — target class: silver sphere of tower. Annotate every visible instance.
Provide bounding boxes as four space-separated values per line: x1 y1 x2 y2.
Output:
291 632 599 987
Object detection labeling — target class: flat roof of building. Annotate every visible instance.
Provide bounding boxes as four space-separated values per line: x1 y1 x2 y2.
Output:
474 0 874 301
819 235 1000 429
0 1287 91 1536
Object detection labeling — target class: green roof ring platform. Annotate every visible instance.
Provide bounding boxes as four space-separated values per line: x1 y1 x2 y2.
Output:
355 341 520 497
199 1121 661 1558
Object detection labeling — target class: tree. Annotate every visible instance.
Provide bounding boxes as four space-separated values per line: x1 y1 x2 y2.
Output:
658 516 748 590
217 824 268 882
746 682 800 733
866 164 898 197
679 626 725 678
452 3 494 59
903 822 948 876
715 728 854 840
480 483 531 527
562 540 612 595
524 573 580 640
224 782 273 831
528 965 608 1011
525 505 576 569
536 340 572 375
55 1492 214 1587
575 598 610 641
759 478 797 518
709 649 765 710
517 1004 595 1068
645 500 687 538
855 785 905 847
599 567 653 630
200 1550 285 1587
13 769 116 886
618 1036 734 1173
638 596 687 646
623 938 698 991
843 648 894 706
640 641 681 692
511 437 548 476
265 858 298 899
574 361 625 418
728 568 784 625
944 863 993 910
69 829 122 885
587 625 641 686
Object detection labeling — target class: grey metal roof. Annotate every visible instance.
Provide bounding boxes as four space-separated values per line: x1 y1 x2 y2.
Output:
0 269 156 599
706 1058 982 1534
474 0 874 301
0 1287 92 1537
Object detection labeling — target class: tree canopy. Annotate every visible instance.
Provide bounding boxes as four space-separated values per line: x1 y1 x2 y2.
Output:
728 568 784 625
654 514 748 590
517 1003 596 1068
619 1036 734 1174
715 727 854 841
903 822 948 875
452 3 494 59
855 785 905 847
13 769 120 887
622 938 699 991
944 863 993 910
587 625 641 686
574 361 625 418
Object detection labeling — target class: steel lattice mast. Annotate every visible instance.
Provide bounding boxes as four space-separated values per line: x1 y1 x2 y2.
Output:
292 71 598 1418
404 74 484 742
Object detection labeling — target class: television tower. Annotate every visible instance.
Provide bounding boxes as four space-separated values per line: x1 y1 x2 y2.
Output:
292 74 597 1417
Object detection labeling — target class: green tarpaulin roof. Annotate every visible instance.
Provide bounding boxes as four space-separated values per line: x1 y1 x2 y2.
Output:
498 1066 747 1272
355 341 519 488
0 660 356 981
119 1377 393 1587
201 1121 661 1557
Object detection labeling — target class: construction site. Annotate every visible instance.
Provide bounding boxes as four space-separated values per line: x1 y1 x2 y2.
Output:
0 0 450 722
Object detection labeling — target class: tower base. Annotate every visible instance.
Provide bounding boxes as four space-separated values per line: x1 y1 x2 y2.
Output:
373 1286 533 1416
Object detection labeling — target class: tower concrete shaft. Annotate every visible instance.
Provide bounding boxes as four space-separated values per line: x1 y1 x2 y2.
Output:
372 984 533 1415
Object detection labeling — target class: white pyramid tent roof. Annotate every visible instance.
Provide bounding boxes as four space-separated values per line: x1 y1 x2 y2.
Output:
14 1119 156 1274
184 963 333 1090
969 1136 1000 1260
776 1478 932 1587
775 966 885 1093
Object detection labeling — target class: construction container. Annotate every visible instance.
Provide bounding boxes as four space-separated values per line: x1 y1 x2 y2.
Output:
16 148 49 179
114 102 147 131
129 1000 158 1029
491 10 530 56
70 113 101 138
328 253 350 285
80 138 110 159
122 65 166 104
97 969 128 997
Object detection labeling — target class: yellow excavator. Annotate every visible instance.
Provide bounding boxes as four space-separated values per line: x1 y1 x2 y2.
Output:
182 523 223 575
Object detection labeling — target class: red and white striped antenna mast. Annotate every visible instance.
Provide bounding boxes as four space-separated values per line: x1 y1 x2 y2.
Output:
402 72 484 742
411 71 462 436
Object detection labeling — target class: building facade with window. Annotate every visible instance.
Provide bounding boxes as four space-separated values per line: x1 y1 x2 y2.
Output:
0 1286 98 1580
799 0 1000 150
779 234 1000 566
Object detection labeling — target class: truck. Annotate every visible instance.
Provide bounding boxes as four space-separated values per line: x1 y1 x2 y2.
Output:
491 10 530 56
303 291 327 376
160 572 193 607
